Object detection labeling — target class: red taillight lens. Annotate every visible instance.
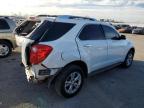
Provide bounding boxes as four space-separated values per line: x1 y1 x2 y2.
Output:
30 44 53 65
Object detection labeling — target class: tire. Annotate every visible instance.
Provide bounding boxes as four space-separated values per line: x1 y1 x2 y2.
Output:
54 65 84 98
0 41 12 58
122 50 134 68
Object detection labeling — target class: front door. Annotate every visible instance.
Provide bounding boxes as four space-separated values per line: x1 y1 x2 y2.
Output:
101 24 127 64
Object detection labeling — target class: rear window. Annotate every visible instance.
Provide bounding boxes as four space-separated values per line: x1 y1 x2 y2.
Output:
0 19 10 30
40 22 75 42
30 21 53 41
15 20 40 36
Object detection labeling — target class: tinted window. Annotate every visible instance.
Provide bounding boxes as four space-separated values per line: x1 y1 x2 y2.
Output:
79 24 105 40
30 21 53 41
41 22 75 42
0 19 10 30
102 25 119 39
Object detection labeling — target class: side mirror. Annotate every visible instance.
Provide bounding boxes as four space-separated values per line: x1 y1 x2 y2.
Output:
120 35 126 40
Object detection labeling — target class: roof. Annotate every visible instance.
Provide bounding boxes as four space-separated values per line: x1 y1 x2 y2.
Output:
28 15 113 27
35 15 97 24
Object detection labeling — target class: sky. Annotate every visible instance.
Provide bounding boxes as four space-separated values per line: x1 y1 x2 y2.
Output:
0 0 144 23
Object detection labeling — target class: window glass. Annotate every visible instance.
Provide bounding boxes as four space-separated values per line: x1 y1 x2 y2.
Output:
0 19 10 30
102 25 119 39
79 24 105 40
30 21 53 41
40 22 75 42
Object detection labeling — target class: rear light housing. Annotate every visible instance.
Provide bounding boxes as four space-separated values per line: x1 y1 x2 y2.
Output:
30 44 53 65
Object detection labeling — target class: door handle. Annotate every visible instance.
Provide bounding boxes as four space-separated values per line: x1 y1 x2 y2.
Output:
83 44 93 47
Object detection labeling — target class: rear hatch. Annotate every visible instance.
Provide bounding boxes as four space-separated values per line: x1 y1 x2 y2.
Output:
21 20 54 67
14 20 41 46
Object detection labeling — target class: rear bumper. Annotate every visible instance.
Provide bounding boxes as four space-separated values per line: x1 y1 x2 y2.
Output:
25 65 61 82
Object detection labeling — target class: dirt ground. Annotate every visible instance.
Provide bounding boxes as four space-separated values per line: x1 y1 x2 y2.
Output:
0 34 144 108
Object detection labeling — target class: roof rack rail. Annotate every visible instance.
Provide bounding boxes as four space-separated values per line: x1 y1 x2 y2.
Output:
37 15 96 21
37 15 58 17
68 16 96 21
56 15 96 21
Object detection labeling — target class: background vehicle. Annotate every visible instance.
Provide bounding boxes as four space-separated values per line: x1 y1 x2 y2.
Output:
113 24 121 30
18 15 135 98
113 24 132 33
119 24 130 28
118 27 132 33
132 27 144 35
0 16 17 58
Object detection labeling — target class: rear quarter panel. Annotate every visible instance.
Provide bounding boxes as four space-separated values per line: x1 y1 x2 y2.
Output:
40 40 81 68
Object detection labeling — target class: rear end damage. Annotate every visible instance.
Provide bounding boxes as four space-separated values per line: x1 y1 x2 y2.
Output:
24 43 60 83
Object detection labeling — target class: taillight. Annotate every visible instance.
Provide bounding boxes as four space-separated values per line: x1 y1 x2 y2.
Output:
30 44 53 65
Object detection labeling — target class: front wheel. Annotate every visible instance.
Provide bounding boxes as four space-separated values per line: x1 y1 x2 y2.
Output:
0 41 12 58
54 65 84 98
122 50 134 68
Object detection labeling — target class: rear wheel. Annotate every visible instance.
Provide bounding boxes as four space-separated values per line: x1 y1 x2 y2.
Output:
122 50 134 68
54 65 84 98
0 41 12 58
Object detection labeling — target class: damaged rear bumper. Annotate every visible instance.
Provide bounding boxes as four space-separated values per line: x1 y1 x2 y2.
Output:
24 65 61 84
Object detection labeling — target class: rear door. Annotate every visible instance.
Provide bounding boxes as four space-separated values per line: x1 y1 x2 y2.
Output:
76 24 108 72
101 24 127 64
14 20 40 46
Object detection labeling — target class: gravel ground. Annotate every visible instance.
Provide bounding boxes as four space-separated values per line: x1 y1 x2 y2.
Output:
0 34 144 108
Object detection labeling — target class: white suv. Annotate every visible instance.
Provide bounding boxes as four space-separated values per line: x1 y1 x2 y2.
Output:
20 15 135 98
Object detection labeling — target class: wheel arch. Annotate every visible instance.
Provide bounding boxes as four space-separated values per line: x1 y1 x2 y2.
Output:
63 60 88 78
130 47 135 54
51 60 88 86
0 39 13 49
127 47 135 56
